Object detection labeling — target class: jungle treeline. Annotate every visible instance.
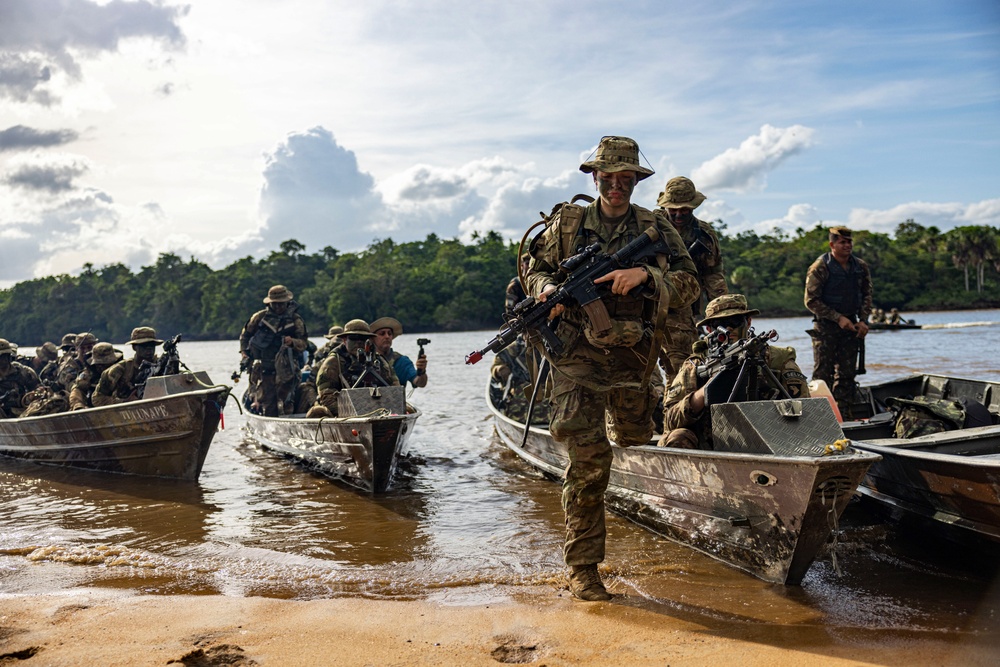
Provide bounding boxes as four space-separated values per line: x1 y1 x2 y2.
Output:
0 221 997 346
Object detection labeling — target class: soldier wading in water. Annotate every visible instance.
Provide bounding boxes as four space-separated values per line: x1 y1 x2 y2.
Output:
524 136 700 601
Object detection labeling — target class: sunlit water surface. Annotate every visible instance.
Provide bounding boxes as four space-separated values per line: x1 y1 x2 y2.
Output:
2 310 999 642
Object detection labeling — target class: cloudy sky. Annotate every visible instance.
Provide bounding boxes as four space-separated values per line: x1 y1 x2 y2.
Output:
0 0 997 286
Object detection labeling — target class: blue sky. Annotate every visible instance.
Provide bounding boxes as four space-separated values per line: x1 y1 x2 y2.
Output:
0 0 997 286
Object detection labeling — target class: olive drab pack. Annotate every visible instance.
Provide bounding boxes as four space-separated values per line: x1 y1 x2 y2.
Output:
888 396 966 438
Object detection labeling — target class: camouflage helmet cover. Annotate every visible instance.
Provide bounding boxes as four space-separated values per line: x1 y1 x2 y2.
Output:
579 136 655 181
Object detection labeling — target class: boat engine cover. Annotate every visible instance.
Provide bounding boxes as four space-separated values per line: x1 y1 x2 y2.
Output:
711 397 845 456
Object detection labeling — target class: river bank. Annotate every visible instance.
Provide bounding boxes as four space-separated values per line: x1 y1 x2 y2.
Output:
2 586 997 667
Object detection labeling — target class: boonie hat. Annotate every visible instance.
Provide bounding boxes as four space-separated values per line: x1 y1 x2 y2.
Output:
697 294 760 329
342 319 375 337
128 327 163 346
263 285 293 303
829 226 853 241
579 136 655 182
75 332 98 348
657 176 706 210
88 342 123 366
324 325 344 339
369 317 403 337
59 333 76 350
36 342 59 361
0 339 17 357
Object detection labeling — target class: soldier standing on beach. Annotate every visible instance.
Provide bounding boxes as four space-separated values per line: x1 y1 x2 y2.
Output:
655 176 728 385
524 136 699 601
805 226 872 418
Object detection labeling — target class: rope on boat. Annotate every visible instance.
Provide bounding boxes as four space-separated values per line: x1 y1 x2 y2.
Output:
312 408 394 444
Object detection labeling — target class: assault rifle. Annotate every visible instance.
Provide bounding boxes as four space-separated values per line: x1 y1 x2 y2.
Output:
135 333 183 399
695 328 791 406
466 227 670 364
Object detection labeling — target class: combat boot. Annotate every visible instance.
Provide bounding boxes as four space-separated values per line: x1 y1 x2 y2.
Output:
568 564 612 601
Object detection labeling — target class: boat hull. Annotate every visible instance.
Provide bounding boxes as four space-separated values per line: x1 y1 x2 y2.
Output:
489 384 878 585
0 373 228 481
243 387 419 494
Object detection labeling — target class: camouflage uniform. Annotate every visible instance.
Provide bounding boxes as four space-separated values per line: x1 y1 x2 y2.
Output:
92 327 162 406
490 336 549 425
804 230 872 417
69 343 122 410
55 333 98 391
525 181 700 566
0 340 41 418
239 285 309 416
663 343 809 449
313 320 399 416
655 177 728 385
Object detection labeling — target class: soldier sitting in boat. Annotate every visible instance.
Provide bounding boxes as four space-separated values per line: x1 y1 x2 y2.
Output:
888 308 902 325
17 342 58 378
0 339 41 419
660 294 810 449
870 307 886 324
69 342 124 410
239 285 309 416
307 319 399 418
55 333 98 391
92 327 163 406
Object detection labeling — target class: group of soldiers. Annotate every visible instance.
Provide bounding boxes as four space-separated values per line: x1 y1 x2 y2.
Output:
0 327 171 419
491 135 872 601
237 285 429 418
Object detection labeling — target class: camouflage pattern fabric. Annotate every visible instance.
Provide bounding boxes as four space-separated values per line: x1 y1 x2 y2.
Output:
20 386 68 417
313 339 338 365
239 305 308 372
0 361 41 418
505 275 527 314
663 343 809 448
314 345 399 416
805 252 872 417
525 200 700 567
490 337 549 425
55 356 86 391
888 396 966 438
92 358 148 407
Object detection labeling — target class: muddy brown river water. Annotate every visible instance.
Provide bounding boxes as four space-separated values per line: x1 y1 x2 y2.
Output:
2 311 999 646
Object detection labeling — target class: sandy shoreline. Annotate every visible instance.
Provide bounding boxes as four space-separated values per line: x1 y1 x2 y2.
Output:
1 586 996 667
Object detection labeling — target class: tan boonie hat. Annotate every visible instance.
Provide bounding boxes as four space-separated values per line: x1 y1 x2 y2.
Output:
342 319 375 337
579 136 655 181
0 339 17 357
369 317 403 337
75 332 98 348
657 176 706 210
88 342 124 366
324 325 344 339
697 294 761 328
263 284 293 303
60 333 77 350
36 342 59 360
128 326 163 346
829 226 852 241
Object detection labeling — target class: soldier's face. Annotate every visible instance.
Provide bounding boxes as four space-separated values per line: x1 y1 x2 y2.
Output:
373 328 394 355
830 236 853 260
594 171 636 208
269 301 288 315
345 335 368 354
0 355 10 372
133 343 156 362
665 207 694 228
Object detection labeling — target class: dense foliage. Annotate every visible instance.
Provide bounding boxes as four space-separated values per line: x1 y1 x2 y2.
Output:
0 222 997 346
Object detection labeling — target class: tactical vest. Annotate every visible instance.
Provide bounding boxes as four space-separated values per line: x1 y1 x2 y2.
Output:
820 253 865 318
249 310 299 370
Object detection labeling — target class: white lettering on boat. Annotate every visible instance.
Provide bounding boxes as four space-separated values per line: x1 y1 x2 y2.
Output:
120 404 171 422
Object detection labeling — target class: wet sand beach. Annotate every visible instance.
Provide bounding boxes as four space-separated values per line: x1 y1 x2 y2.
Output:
3 314 1000 665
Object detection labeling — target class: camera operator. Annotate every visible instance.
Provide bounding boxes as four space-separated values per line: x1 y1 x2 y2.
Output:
370 317 428 389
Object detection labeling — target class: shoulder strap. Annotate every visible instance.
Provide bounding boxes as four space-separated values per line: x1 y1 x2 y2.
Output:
558 203 586 259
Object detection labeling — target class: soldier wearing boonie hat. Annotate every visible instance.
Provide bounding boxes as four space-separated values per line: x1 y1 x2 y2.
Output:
523 135 701 602
805 225 873 418
55 332 99 392
69 342 124 410
370 316 427 389
661 294 809 450
308 319 399 417
0 338 41 418
654 176 729 386
238 285 309 417
91 327 163 407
